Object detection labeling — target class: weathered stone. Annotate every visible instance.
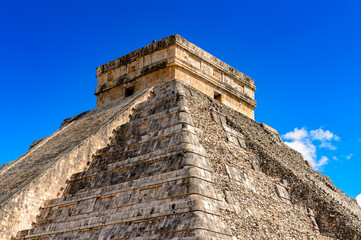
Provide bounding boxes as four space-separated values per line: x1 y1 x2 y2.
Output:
224 191 235 204
1 35 360 240
251 161 260 172
307 208 320 230
305 160 313 168
237 137 247 148
275 184 291 201
225 164 247 183
261 123 283 142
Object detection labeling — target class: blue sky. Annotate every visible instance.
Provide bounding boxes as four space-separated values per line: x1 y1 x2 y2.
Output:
1 0 360 200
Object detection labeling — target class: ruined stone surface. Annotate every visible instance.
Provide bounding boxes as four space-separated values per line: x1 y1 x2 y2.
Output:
6 80 361 240
1 36 360 240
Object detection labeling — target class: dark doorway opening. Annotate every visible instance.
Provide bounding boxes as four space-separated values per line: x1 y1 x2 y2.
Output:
125 86 135 97
214 92 222 102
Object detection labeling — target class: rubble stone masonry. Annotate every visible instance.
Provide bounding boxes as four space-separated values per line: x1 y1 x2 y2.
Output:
1 35 360 239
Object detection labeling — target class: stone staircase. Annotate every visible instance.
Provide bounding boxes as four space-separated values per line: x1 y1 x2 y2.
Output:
14 80 232 240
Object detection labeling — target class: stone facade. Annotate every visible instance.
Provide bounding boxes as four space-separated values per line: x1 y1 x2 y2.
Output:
95 34 256 119
1 36 360 240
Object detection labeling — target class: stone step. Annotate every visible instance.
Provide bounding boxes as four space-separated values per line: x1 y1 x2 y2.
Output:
121 96 182 129
24 206 230 240
90 136 206 171
110 105 192 140
110 121 199 151
38 196 191 225
16 210 234 240
131 95 179 119
44 166 217 208
65 143 205 195
132 81 186 112
47 178 219 218
66 152 211 194
37 195 222 228
15 227 233 240
90 129 201 168
88 133 199 171
93 109 191 159
95 123 200 161
71 150 212 182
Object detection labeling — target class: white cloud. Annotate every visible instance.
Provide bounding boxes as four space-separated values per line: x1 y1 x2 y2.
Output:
333 156 338 160
316 156 329 168
356 194 361 208
282 127 338 170
319 142 337 150
283 128 308 141
310 128 340 141
346 154 353 160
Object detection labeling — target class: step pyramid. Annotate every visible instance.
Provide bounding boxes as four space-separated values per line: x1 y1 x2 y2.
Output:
1 35 360 239
11 80 361 239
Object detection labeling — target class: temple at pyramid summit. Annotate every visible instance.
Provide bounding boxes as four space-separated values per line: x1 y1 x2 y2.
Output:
0 35 360 239
94 34 256 118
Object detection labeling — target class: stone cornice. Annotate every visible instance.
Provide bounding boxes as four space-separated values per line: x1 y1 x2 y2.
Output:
96 34 255 91
96 35 178 77
174 35 256 90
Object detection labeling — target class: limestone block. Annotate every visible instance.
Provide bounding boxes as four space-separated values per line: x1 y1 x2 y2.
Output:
224 191 235 204
305 160 313 168
225 165 247 183
237 137 247 148
251 161 260 172
307 208 320 231
275 184 290 201
219 114 227 126
261 123 283 143
70 198 96 216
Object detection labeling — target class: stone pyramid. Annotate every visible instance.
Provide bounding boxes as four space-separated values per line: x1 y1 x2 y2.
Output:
1 35 360 240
